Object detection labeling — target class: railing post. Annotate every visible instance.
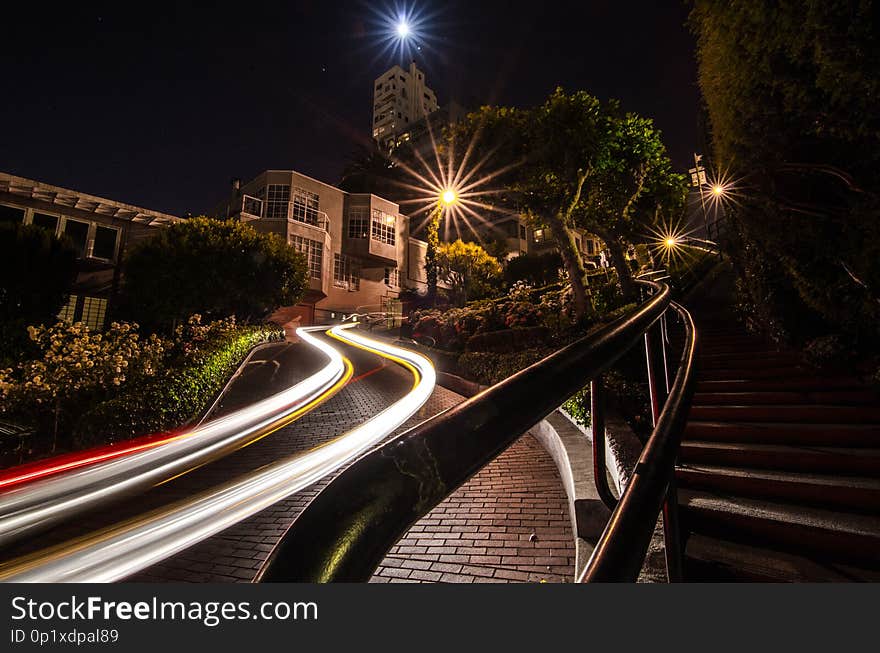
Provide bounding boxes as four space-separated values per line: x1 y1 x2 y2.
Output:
660 315 671 395
644 327 662 427
590 376 617 509
662 479 684 583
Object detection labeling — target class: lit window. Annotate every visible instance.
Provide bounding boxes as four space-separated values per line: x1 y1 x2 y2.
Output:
370 209 396 246
292 187 320 226
333 254 360 290
81 297 108 331
291 236 323 279
92 225 119 260
533 228 545 243
384 267 399 287
58 295 77 323
348 207 369 239
63 219 90 257
242 194 263 217
266 184 290 219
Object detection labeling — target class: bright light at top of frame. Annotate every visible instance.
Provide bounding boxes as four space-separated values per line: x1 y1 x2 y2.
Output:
396 20 410 38
441 189 457 205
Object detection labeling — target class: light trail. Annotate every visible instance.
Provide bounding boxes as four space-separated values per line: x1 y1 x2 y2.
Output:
0 327 348 547
0 325 436 583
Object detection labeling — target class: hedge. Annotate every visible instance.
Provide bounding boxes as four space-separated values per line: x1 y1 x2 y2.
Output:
74 324 283 447
457 347 554 386
464 326 551 353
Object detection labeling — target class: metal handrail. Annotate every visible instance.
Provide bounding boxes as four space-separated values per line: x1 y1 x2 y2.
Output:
256 280 696 583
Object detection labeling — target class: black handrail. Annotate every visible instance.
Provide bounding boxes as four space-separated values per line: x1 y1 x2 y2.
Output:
256 281 671 582
580 301 697 581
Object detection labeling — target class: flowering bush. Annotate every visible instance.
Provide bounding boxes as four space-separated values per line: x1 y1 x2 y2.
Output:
1 321 166 449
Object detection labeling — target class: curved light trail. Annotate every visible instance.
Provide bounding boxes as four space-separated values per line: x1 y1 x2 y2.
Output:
0 327 348 547
0 325 436 582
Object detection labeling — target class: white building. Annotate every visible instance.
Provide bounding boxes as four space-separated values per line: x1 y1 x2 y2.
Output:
214 170 433 325
372 61 439 146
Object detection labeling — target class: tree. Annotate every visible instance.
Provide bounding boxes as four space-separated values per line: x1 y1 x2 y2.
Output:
0 222 77 361
690 1 880 342
120 218 308 330
452 90 604 320
504 252 563 287
339 143 404 198
436 240 502 305
572 108 686 299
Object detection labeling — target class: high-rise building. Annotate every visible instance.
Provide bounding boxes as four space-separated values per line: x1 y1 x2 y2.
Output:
372 61 438 146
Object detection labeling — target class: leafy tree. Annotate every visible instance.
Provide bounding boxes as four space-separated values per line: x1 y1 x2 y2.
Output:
504 252 563 287
452 90 604 320
572 108 686 299
0 222 77 362
339 143 404 197
436 240 502 305
690 0 880 343
120 217 308 330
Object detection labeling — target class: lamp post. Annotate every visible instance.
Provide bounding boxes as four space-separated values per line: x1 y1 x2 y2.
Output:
426 189 457 305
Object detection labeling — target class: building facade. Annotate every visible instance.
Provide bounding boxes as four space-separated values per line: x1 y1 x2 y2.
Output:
372 61 439 147
214 170 432 324
0 172 181 330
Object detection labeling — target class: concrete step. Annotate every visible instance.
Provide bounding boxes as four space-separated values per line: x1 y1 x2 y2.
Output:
678 489 880 568
688 404 880 423
680 441 880 476
676 464 880 512
684 421 880 447
683 534 880 582
695 377 866 393
697 366 811 381
692 390 879 406
699 355 801 370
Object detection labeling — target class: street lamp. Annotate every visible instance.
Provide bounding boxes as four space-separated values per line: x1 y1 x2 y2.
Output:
426 189 458 304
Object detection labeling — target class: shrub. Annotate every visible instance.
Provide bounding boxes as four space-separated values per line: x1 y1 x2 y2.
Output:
457 347 554 386
1 321 166 449
0 222 77 364
465 327 550 353
120 217 308 331
74 322 282 447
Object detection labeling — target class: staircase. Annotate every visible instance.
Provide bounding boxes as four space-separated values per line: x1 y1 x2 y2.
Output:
674 269 880 581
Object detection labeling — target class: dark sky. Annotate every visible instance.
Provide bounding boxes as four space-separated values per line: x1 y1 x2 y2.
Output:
1 1 700 216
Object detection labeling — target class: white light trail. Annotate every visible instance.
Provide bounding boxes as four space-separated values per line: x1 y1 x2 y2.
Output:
0 325 436 583
0 327 346 547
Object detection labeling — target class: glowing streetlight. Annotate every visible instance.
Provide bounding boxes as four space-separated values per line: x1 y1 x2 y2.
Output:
441 189 457 206
396 20 410 38
712 184 725 196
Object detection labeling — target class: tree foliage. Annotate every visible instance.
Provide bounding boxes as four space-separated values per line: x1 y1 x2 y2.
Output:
436 239 502 305
0 222 77 361
120 217 308 330
690 0 880 344
573 108 686 298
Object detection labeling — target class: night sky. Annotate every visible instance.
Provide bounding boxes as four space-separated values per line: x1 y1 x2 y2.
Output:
1 1 700 216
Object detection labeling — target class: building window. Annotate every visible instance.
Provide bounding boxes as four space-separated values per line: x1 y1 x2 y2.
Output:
291 235 323 280
533 228 546 243
92 225 119 260
586 240 595 255
0 204 25 224
333 254 360 290
266 184 290 219
371 209 396 246
384 267 399 287
292 187 320 226
64 219 90 257
519 224 526 240
58 295 77 323
32 212 59 234
81 297 108 330
242 194 263 217
348 207 369 239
